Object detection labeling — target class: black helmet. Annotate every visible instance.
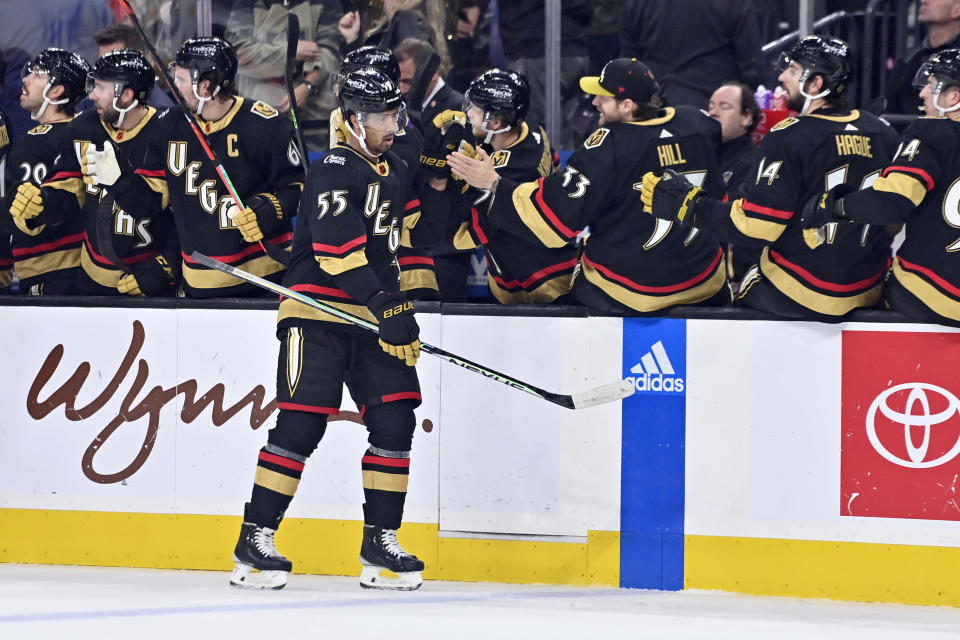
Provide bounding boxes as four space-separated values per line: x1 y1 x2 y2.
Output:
175 37 237 94
340 46 400 84
22 47 91 104
775 35 851 98
464 68 530 128
914 49 960 91
90 49 155 103
339 67 405 118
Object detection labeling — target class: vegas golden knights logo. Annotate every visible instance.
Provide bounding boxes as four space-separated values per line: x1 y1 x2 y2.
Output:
251 100 279 119
584 127 610 149
490 150 511 167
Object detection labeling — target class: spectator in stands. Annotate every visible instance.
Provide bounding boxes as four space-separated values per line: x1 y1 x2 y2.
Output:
93 23 173 109
445 0 489 92
394 38 464 125
226 0 345 151
619 0 764 109
885 0 960 114
497 0 592 150
707 81 760 281
339 0 449 69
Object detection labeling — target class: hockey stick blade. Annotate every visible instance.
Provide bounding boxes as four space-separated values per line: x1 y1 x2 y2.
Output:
569 380 636 410
190 252 633 409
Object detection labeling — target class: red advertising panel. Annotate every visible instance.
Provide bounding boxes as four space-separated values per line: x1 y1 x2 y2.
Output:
842 331 960 520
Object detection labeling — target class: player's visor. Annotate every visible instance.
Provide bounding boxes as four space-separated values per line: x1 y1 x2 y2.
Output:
773 52 794 74
911 62 960 91
358 103 408 133
21 62 50 79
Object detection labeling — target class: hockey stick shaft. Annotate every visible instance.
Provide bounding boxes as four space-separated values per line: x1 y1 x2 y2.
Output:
285 12 309 179
114 0 290 266
190 251 632 409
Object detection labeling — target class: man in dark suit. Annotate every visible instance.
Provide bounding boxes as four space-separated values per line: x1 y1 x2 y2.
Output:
394 38 464 125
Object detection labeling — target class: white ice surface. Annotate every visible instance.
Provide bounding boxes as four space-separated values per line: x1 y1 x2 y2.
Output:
2 564 960 639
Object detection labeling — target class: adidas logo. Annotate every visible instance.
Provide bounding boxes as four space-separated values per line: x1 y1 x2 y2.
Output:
626 340 685 393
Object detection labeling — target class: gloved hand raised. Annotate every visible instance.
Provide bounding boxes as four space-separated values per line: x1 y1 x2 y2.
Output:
420 109 476 178
367 291 421 366
82 142 123 187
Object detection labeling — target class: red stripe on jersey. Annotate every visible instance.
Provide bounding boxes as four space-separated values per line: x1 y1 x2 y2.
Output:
82 231 156 266
43 170 82 185
12 232 83 257
470 206 489 244
741 200 793 220
405 199 421 211
769 250 888 292
290 283 352 298
182 233 292 264
491 256 579 289
897 256 960 298
361 455 410 468
135 168 166 177
381 391 422 403
883 165 935 191
721 193 730 203
584 246 722 294
0 257 14 267
398 256 434 267
277 401 340 415
258 451 305 472
534 177 579 239
313 234 366 255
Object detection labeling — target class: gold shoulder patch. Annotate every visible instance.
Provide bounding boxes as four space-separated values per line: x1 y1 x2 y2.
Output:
584 127 609 149
28 124 53 135
770 117 799 131
490 149 511 167
251 101 279 119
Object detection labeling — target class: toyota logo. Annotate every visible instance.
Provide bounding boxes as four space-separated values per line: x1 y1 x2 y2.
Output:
866 383 960 469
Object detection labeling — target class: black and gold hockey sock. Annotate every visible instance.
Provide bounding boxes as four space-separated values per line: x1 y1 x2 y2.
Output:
361 446 410 530
246 444 306 528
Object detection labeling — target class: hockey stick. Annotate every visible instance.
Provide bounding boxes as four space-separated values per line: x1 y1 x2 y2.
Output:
113 0 291 267
95 191 133 275
285 12 309 178
405 50 440 129
190 251 634 410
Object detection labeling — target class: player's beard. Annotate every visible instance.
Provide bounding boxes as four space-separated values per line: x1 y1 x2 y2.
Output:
784 89 806 113
99 104 121 125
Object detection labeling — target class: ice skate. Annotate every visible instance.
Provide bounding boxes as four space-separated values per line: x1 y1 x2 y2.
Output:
358 525 424 591
229 522 292 590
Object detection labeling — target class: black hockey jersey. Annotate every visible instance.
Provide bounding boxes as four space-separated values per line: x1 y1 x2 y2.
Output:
121 98 304 297
2 117 82 292
278 142 447 331
0 108 11 291
839 116 960 321
453 121 572 304
694 108 899 317
486 106 726 312
41 107 179 294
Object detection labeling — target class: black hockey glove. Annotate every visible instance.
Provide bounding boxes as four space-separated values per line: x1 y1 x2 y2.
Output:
117 255 178 296
367 291 421 366
800 183 854 249
420 109 476 178
640 169 705 225
800 183 854 229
